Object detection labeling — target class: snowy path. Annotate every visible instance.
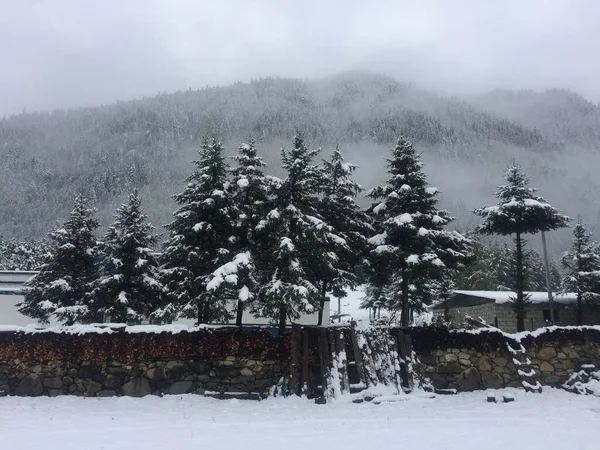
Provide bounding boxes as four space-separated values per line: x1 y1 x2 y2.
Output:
0 389 598 450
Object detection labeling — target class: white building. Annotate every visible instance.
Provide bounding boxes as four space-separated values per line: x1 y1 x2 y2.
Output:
0 271 47 326
0 271 330 327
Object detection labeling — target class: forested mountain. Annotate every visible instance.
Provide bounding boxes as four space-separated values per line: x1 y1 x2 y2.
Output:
1 71 598 254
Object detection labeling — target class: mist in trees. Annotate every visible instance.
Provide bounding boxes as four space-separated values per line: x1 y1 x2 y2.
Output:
1 72 599 260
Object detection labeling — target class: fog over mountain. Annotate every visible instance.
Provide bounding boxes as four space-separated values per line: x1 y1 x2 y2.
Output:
1 71 598 256
2 1 599 257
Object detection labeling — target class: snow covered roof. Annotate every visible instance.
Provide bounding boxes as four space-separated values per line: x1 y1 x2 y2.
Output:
430 290 579 310
0 270 38 294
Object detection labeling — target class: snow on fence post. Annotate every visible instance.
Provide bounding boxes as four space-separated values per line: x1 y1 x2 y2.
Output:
350 321 366 386
288 323 302 396
335 331 350 393
397 329 414 392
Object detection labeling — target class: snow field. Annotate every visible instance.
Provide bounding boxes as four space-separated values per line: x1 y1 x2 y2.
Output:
0 388 598 450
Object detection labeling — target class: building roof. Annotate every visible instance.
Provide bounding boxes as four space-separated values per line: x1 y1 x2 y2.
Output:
0 271 38 295
430 290 579 310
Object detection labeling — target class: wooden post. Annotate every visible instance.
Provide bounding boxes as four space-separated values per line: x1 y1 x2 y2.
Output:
318 328 331 397
335 331 350 393
397 330 413 391
288 323 302 396
390 332 403 391
350 321 366 385
301 328 310 395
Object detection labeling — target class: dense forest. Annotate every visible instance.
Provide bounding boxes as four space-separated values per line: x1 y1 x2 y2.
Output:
1 71 599 256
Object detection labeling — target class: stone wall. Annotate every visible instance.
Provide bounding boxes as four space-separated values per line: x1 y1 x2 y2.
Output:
2 325 600 397
0 326 288 398
0 357 283 398
413 328 600 391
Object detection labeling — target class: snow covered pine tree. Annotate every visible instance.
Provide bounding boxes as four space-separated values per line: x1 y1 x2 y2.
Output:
91 189 166 323
206 140 270 326
561 220 600 325
475 162 569 331
161 139 235 324
19 195 100 325
315 146 372 325
366 136 470 326
253 134 345 334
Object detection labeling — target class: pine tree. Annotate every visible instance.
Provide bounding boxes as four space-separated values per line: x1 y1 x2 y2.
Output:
474 162 569 331
0 238 51 271
366 136 470 326
161 139 234 324
434 274 455 323
251 134 330 334
18 195 100 325
454 240 502 291
456 240 562 293
561 220 600 325
91 190 165 323
314 146 372 325
206 140 270 326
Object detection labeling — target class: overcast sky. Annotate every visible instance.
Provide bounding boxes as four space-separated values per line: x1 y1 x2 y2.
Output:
1 0 599 116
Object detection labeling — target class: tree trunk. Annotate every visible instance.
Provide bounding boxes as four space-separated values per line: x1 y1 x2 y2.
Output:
541 231 554 323
444 297 449 322
278 303 287 336
576 243 583 326
197 299 204 325
401 271 410 327
317 283 327 326
235 299 244 327
515 231 526 332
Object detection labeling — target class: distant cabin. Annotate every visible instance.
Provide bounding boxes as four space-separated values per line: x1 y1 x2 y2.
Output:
431 290 600 332
0 270 329 328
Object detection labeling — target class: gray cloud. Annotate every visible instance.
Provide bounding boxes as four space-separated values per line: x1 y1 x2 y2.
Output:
1 0 599 115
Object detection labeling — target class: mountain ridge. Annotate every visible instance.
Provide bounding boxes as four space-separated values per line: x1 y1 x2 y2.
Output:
1 72 598 255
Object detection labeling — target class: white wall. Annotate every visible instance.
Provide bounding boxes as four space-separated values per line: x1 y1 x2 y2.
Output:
0 294 59 326
0 294 330 327
173 300 330 327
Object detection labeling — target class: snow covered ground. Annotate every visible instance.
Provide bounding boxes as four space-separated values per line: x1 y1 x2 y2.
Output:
1 389 598 450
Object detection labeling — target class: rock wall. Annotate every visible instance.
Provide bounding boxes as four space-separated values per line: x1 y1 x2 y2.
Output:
0 357 283 397
2 325 600 397
0 327 288 397
415 329 600 391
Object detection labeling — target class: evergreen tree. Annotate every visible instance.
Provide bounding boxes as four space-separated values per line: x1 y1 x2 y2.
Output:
434 274 455 323
91 190 166 323
474 162 569 331
454 240 502 291
18 195 100 325
314 146 372 325
206 140 270 326
0 238 51 271
456 240 562 292
161 139 234 324
366 136 470 326
561 220 600 325
251 134 332 334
